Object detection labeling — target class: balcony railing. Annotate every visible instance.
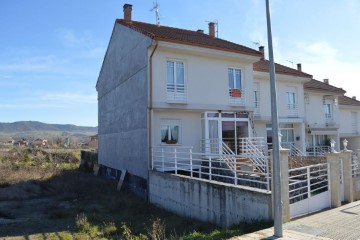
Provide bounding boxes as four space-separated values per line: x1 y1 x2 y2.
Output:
287 103 298 117
151 146 270 190
166 84 187 103
254 101 260 116
228 88 246 106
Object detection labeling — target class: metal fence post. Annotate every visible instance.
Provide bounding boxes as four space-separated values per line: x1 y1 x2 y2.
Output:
209 156 212 181
161 148 164 172
190 148 193 178
174 148 177 174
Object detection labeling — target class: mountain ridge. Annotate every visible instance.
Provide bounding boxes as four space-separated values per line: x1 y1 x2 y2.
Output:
0 121 97 139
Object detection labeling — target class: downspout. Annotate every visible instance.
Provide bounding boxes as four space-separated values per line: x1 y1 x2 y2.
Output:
148 40 158 173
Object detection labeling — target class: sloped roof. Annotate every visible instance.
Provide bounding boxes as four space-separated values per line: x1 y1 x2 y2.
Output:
116 19 262 57
304 79 346 94
253 59 312 78
339 95 360 106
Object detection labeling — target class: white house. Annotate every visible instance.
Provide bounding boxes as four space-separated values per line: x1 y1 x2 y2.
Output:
96 4 264 195
252 54 312 155
303 79 346 153
339 95 360 150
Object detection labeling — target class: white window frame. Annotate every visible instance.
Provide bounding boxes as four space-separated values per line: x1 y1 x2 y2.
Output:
160 119 181 144
286 88 296 110
228 67 242 91
324 102 333 119
166 60 185 93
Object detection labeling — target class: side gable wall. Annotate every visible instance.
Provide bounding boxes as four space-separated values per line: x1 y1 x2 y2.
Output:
97 23 152 179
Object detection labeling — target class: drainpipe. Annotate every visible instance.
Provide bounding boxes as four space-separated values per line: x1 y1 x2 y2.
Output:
148 40 158 173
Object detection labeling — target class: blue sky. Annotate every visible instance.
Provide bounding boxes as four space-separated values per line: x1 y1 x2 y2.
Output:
1 0 359 126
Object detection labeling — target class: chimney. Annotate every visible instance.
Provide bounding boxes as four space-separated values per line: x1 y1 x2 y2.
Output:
123 4 132 22
197 29 204 34
297 63 302 72
259 46 265 60
208 22 215 37
323 79 329 84
352 96 357 100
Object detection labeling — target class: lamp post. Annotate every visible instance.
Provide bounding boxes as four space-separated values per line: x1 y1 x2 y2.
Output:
343 139 348 151
266 0 283 237
330 139 336 153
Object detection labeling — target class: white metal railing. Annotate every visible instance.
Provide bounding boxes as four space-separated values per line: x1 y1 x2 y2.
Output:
306 146 330 156
244 139 267 173
282 142 305 156
200 138 268 173
289 163 329 204
352 153 360 178
228 89 246 106
151 146 270 190
166 84 187 103
254 101 260 116
287 103 298 117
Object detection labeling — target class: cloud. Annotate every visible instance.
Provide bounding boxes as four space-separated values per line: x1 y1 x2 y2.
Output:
80 47 106 59
42 92 97 104
0 55 58 72
58 29 102 49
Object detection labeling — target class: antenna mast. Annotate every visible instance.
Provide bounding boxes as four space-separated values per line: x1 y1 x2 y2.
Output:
150 0 160 26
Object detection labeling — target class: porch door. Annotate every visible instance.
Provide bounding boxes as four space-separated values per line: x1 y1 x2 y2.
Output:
222 121 236 153
208 120 219 153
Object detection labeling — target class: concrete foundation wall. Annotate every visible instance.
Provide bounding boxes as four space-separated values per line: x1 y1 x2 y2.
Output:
353 176 360 201
149 171 272 227
97 24 152 179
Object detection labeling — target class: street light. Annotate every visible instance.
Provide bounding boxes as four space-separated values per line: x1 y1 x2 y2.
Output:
330 139 336 153
266 0 283 237
343 139 348 151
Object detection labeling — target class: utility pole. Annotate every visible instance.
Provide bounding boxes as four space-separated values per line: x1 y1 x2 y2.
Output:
266 0 283 237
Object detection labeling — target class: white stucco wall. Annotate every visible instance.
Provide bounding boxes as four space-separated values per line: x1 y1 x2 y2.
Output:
151 44 258 112
152 110 202 152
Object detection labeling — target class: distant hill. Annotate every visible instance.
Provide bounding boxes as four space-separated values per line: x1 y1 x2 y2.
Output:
0 121 97 140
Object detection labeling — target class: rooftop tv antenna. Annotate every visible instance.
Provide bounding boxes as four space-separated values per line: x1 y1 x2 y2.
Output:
206 20 218 37
286 60 294 67
252 41 261 48
150 0 160 26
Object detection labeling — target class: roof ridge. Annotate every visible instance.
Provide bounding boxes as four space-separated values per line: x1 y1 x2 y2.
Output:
116 19 262 57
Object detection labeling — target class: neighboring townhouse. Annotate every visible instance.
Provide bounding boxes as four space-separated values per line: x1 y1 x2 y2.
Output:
253 53 312 154
338 95 360 150
96 4 263 195
303 79 346 153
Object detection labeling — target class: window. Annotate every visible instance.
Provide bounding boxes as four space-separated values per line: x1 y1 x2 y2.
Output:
228 68 242 97
286 91 296 109
254 83 260 107
160 119 181 144
167 60 184 93
352 112 358 133
324 103 332 119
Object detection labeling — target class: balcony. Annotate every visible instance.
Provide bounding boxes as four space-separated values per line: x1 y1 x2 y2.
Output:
254 101 260 116
229 88 246 106
166 84 187 103
287 103 298 117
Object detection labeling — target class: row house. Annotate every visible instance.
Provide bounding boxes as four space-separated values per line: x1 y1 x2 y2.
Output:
339 95 360 150
97 4 360 195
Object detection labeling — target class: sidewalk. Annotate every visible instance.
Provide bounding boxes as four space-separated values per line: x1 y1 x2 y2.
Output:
232 200 360 240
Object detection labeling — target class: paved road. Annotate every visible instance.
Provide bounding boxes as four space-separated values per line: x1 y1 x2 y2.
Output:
232 200 360 240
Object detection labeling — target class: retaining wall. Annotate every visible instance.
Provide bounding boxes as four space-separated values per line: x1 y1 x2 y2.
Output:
149 171 272 227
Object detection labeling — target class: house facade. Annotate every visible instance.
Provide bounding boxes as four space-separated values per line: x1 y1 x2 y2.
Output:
97 4 360 200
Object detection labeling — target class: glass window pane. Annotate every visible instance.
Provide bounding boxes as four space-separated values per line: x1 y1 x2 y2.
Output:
171 126 179 142
176 62 184 85
228 68 234 89
235 69 241 89
167 61 174 87
161 126 169 143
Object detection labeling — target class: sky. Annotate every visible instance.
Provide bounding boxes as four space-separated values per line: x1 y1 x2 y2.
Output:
1 0 359 127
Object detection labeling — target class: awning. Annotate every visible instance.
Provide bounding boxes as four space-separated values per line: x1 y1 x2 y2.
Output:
307 130 338 135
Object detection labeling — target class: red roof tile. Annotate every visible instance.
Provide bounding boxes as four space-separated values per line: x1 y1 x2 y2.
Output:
116 20 262 57
304 79 346 94
253 59 312 78
339 95 360 106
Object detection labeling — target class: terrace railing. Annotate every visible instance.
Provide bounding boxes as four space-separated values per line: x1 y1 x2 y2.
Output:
151 146 270 191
